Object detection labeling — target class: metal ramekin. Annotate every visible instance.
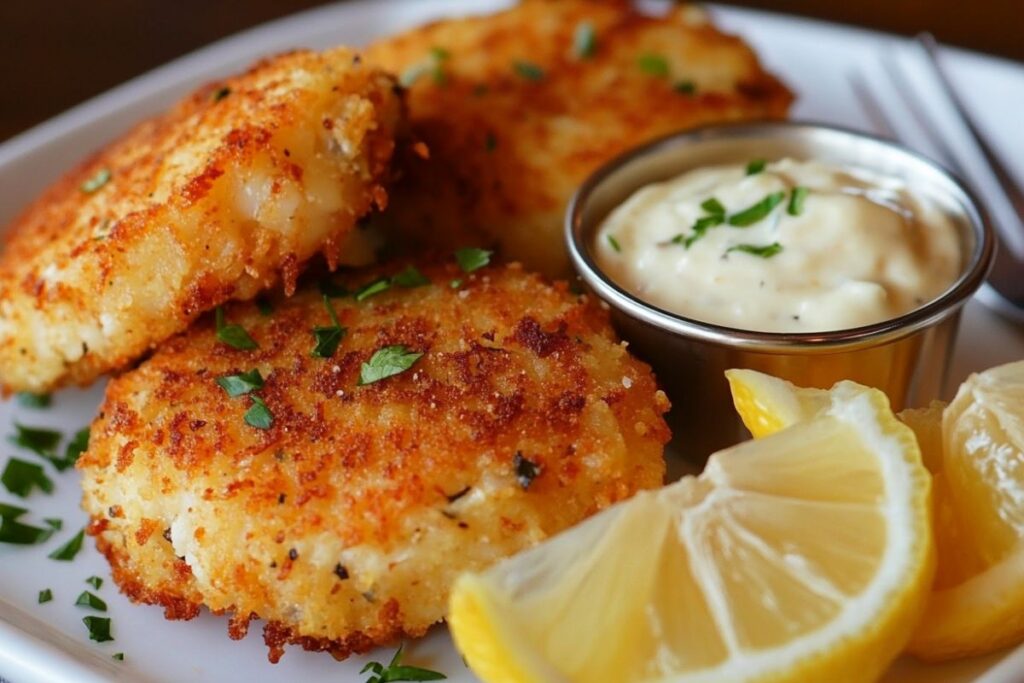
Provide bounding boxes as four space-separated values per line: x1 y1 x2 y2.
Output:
566 122 995 460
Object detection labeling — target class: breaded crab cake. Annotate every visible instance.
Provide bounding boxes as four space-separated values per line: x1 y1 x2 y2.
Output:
364 0 793 277
0 47 401 394
78 257 671 662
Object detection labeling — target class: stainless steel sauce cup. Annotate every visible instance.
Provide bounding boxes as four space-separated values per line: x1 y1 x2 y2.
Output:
566 122 995 460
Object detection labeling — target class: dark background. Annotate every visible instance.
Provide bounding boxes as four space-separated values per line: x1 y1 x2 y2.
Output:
1 1 1019 142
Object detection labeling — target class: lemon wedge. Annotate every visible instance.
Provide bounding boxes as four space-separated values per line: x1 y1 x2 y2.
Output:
908 361 1024 660
726 364 1024 661
449 382 934 682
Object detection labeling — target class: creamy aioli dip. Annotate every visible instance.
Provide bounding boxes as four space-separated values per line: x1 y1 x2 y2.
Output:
595 158 962 332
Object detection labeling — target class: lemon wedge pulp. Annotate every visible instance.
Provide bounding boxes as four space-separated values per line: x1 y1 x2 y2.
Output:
449 382 934 683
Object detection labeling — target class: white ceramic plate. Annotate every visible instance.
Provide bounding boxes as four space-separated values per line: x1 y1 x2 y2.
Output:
2 2 1024 682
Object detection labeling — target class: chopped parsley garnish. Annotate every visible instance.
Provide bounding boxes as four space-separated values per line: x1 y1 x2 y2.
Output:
80 168 111 194
682 214 725 249
212 86 231 102
355 277 392 302
787 186 809 216
244 396 273 430
10 423 61 458
573 22 597 59
38 589 53 604
746 158 767 175
727 191 785 227
359 346 423 386
701 197 726 216
86 576 103 590
215 306 258 350
311 295 347 359
513 452 541 490
637 54 669 77
112 653 125 662
0 504 54 545
216 369 264 397
674 80 696 95
607 235 622 253
75 591 108 612
455 247 492 273
726 242 784 258
449 279 463 289
82 616 113 643
16 392 51 409
361 644 446 682
1 458 54 497
392 265 430 288
49 528 85 561
255 296 273 316
61 427 90 470
513 60 544 81
44 518 62 530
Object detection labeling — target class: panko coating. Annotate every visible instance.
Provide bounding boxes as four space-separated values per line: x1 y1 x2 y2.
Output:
0 47 401 394
364 0 793 277
78 258 671 662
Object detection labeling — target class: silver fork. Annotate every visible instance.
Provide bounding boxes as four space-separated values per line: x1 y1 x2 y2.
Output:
853 33 1024 324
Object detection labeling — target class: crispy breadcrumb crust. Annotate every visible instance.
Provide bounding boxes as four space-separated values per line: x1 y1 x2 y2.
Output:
0 48 401 394
364 0 793 277
79 260 670 662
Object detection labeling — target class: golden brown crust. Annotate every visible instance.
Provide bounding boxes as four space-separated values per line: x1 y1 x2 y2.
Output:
364 0 794 277
0 48 402 394
79 259 670 661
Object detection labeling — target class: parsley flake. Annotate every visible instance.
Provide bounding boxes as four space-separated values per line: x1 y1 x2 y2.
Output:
573 22 597 59
83 616 113 643
745 158 767 175
359 346 423 386
86 576 103 590
701 197 726 216
449 279 463 289
607 235 622 253
360 644 446 682
311 295 347 359
61 428 89 470
400 46 450 87
215 307 258 350
726 242 784 258
674 80 696 95
75 591 108 612
112 653 125 662
455 248 492 273
513 452 541 490
683 214 725 249
80 168 111 194
355 277 391 302
513 60 544 81
638 54 669 77
16 392 51 409
216 369 264 397
392 265 430 288
10 423 61 458
727 191 785 227
38 589 53 604
1 458 54 497
49 528 85 561
788 186 809 216
244 396 273 430
0 504 54 545
212 86 231 102
44 518 62 530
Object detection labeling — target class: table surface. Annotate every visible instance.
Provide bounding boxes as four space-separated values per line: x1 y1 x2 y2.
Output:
0 0 1020 143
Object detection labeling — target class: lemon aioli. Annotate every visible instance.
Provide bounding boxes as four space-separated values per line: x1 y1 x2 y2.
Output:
595 158 962 332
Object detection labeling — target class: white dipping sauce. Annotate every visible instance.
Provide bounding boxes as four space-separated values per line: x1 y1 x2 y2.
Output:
595 158 962 332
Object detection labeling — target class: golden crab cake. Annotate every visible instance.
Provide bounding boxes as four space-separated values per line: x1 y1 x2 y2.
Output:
78 259 670 662
0 48 401 394
363 0 792 277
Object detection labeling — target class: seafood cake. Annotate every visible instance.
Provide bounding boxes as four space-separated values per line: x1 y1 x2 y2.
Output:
0 48 401 394
78 258 671 661
364 0 793 277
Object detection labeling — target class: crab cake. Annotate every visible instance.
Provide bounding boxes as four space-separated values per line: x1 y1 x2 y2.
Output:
0 48 401 394
363 0 793 277
78 258 670 662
